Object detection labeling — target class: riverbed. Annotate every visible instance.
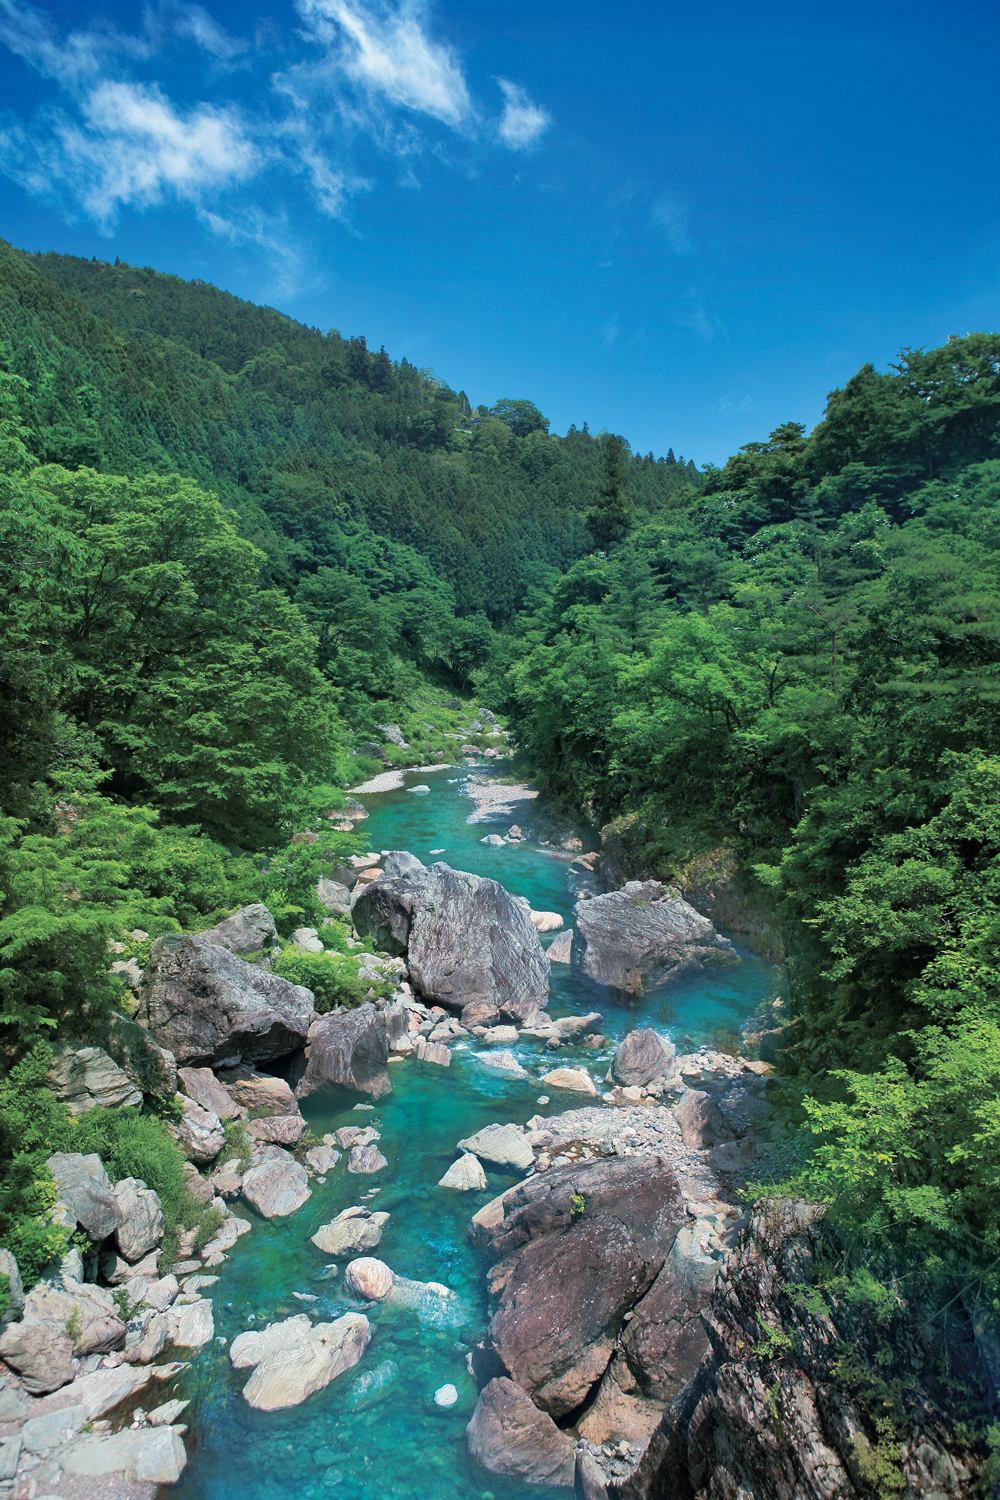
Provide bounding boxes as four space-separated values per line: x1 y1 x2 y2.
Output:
174 764 784 1500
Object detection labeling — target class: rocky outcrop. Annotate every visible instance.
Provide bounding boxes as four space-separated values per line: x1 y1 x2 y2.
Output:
352 858 550 1021
294 1003 391 1100
473 1155 686 1418
614 1201 991 1500
467 1376 576 1487
46 1046 142 1114
571 883 737 995
196 902 279 958
610 1029 676 1087
137 933 313 1067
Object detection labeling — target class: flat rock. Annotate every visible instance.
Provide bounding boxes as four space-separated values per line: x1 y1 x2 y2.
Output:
47 1152 122 1240
611 1029 676 1088
457 1122 534 1172
335 1125 379 1148
240 1313 371 1410
138 933 313 1067
177 1065 241 1120
241 1150 311 1218
540 1066 597 1096
295 1003 391 1101
60 1426 187 1484
673 1088 734 1148
230 1313 314 1369
311 1207 389 1257
466 1377 575 1488
571 882 737 993
439 1153 488 1191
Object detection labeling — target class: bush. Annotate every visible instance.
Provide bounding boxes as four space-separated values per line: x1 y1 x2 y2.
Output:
73 1106 190 1227
271 945 368 1012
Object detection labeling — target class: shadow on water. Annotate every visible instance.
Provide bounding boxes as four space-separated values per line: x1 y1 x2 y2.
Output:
174 764 785 1500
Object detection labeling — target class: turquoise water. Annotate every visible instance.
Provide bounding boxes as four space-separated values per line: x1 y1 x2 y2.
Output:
175 765 783 1500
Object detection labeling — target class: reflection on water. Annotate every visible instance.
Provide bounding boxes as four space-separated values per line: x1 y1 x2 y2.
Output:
175 765 784 1500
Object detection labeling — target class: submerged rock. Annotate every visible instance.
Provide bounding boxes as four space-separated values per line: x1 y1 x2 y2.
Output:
571 882 737 994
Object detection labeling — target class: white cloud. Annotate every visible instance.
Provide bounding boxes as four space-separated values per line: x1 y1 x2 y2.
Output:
294 0 471 128
166 4 247 60
496 78 549 150
653 193 695 255
677 289 716 342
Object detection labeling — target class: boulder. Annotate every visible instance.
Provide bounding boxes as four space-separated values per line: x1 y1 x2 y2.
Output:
348 1144 388 1174
335 1125 379 1148
47 1152 122 1240
457 1122 535 1172
547 929 573 964
415 1037 451 1067
344 1257 394 1301
610 1029 676 1088
174 1097 226 1163
316 878 352 915
241 1149 311 1218
294 1003 391 1101
22 1280 125 1358
137 933 313 1067
211 1160 244 1198
382 850 424 878
477 1049 529 1078
177 1065 241 1120
241 1312 371 1410
171 1296 214 1347
461 999 501 1027
0 1319 76 1393
230 1313 313 1368
59 1426 187 1484
571 882 737 994
0 1248 24 1327
672 1088 734 1148
353 859 550 1022
530 911 564 933
113 1178 165 1261
305 1144 340 1173
466 1377 575 1488
292 926 324 953
439 1153 488 1191
311 1207 389 1257
197 902 279 958
247 1113 308 1145
217 1064 300 1115
46 1046 142 1114
620 1235 719 1401
540 1067 597 1096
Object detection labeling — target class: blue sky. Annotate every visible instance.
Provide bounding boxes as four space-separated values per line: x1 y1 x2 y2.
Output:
0 0 997 465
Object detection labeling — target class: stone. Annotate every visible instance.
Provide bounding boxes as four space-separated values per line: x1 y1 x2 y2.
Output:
530 911 564 932
240 1313 371 1411
571 882 737 993
316 878 352 915
610 1029 676 1088
22 1403 87 1454
196 902 279 958
476 1049 529 1078
148 1398 189 1426
461 999 501 1027
344 1257 394 1301
335 1125 379 1148
110 955 144 993
201 1215 250 1259
174 1097 226 1164
458 1122 535 1172
382 850 424 878
482 1024 519 1044
547 929 573 964
0 1320 76 1394
540 1067 598 1096
672 1088 734 1147
142 1274 179 1312
177 1065 241 1120
379 723 407 746
0 1436 22 1481
47 1152 122 1240
311 1207 389 1257
230 1313 313 1368
439 1153 488 1191
348 1144 388 1174
415 1038 451 1067
0 1248 24 1327
620 1234 719 1402
555 1012 604 1041
247 1113 308 1145
292 926 325 953
575 1356 665 1451
434 1382 459 1406
480 833 506 846
576 1450 612 1499
137 933 313 1067
100 1246 161 1284
170 1297 214 1348
466 1377 575 1488
305 1144 340 1173
46 1047 142 1114
216 1065 300 1116
210 1160 244 1198
60 1426 187 1484
48 1361 172 1420
25 1284 125 1363
113 1178 165 1261
353 859 550 1022
241 1150 311 1218
294 1003 392 1101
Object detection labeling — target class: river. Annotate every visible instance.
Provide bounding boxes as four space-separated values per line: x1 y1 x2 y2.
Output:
174 763 783 1500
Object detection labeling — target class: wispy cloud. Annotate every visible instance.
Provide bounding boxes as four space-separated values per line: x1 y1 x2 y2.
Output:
677 288 717 342
496 78 549 149
653 193 695 255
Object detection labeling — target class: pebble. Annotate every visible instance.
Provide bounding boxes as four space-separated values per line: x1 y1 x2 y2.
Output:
433 1384 458 1407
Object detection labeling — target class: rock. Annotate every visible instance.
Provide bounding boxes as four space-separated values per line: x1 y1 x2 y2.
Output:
457 1122 534 1172
113 1178 165 1261
137 933 313 1067
23 1402 89 1455
242 1312 371 1410
530 911 564 932
148 1398 190 1426
414 1038 451 1067
379 723 407 746
547 929 573 964
197 902 279 958
507 825 524 840
335 1125 379 1148
343 797 369 821
466 1377 575 1487
434 1382 459 1406
620 1231 719 1401
556 1012 604 1041
46 1046 142 1114
217 1064 299 1115
182 1162 216 1204
0 1248 24 1327
247 1113 308 1145
316 877 352 915
477 1049 529 1078
177 1065 241 1120
305 1144 340 1173
439 1153 488 1191
758 1026 787 1065
231 1313 313 1368
461 999 501 1027
142 1274 179 1312
210 1159 244 1198
0 1436 21 1481
170 1297 214 1347
610 1030 676 1088
353 859 549 1022
482 1024 519 1044
672 1088 734 1147
577 1450 611 1499
344 1257 394 1301
24 1279 125 1357
59 1426 187 1484
382 850 424 878
175 1097 226 1163
201 1214 250 1259
241 1150 311 1218
48 1361 174 1420
294 1003 392 1101
47 1152 122 1240
540 1067 598 1096
0 1320 76 1393
571 882 737 993
576 1356 666 1452
100 1246 162 1284
567 855 602 902
480 833 506 846
348 1144 388 1174
110 954 144 992
311 1207 389 1256
292 926 325 953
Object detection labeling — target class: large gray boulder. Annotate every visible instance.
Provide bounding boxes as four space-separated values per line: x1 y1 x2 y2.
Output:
47 1153 122 1241
311 1207 389 1257
466 1377 575 1488
571 882 737 994
196 903 279 958
137 934 313 1067
0 1319 76 1393
113 1178 165 1262
353 859 550 1022
22 1280 125 1358
610 1029 676 1087
241 1149 311 1219
294 1003 391 1101
46 1047 142 1114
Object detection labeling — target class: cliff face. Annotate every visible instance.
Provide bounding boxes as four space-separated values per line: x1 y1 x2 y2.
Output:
613 1201 991 1500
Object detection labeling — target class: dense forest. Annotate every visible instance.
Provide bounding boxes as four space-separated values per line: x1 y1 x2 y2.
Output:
2 240 1000 1433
